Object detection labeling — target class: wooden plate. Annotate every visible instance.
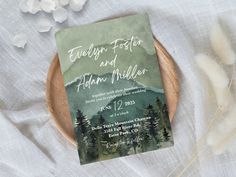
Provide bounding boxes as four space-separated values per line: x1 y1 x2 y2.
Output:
46 39 179 146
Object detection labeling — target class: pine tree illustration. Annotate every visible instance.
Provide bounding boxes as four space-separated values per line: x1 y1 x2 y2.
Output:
162 127 170 142
86 131 99 161
75 108 90 136
75 108 91 163
139 121 150 152
129 127 138 154
156 97 164 128
159 101 171 142
162 104 168 118
145 104 160 144
98 115 109 141
117 124 129 156
96 114 110 154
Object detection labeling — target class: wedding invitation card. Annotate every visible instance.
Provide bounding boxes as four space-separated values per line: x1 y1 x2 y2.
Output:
55 14 173 165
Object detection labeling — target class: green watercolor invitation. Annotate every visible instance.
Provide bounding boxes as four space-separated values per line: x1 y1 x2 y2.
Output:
55 14 174 165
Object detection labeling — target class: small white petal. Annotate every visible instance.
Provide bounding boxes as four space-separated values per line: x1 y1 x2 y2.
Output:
12 33 27 48
40 0 56 13
19 0 29 13
54 0 60 7
59 0 70 6
69 0 87 12
27 0 41 14
36 17 52 33
53 7 68 23
210 23 236 65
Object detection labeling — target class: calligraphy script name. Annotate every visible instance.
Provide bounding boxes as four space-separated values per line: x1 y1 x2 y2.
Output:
66 36 149 92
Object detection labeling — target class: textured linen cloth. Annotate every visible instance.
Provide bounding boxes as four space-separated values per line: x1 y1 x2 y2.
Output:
0 0 236 177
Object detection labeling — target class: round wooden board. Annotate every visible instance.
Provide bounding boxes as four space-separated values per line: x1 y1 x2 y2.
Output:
46 39 179 146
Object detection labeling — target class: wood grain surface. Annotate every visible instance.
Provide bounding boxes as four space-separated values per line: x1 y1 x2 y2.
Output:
46 38 179 146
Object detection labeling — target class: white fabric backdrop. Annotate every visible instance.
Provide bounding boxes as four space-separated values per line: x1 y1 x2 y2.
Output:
0 0 236 177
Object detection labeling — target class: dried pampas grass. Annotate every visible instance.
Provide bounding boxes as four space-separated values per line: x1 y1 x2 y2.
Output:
212 130 236 155
207 108 236 146
209 108 236 154
195 22 235 155
195 53 233 110
206 22 236 155
213 86 233 111
210 23 236 65
169 21 235 177
195 54 229 88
